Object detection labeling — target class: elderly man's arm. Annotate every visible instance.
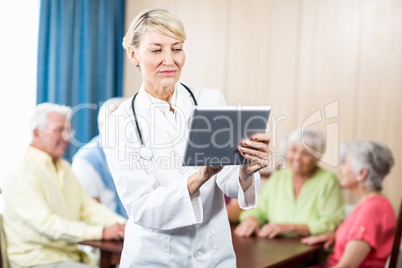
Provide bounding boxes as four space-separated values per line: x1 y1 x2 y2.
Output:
4 170 124 243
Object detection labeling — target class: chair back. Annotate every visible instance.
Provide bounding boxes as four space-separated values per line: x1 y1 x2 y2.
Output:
388 198 402 268
0 214 10 268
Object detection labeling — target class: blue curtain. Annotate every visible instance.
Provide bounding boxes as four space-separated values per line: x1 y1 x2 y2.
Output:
37 0 125 161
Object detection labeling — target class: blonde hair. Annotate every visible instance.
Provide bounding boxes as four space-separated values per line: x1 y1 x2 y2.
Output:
122 8 186 51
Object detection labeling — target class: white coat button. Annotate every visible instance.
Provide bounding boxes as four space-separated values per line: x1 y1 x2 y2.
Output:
193 252 199 258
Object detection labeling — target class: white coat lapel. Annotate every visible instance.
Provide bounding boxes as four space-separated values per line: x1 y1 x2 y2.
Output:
135 86 181 151
172 84 197 157
151 106 177 136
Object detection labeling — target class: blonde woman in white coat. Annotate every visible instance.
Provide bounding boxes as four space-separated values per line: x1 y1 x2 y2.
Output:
102 8 271 267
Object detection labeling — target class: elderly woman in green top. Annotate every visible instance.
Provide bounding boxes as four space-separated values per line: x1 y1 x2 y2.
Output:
234 128 344 238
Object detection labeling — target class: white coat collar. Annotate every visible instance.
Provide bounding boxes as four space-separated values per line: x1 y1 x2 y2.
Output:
134 83 194 111
133 83 195 138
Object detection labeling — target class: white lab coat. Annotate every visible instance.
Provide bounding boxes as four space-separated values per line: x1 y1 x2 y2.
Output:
102 83 259 267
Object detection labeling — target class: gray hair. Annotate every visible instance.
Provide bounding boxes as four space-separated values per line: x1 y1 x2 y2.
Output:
122 8 186 51
341 141 394 191
287 127 325 159
97 97 126 129
30 102 71 135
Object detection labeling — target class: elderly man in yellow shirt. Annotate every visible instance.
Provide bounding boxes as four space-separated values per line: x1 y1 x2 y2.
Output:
2 103 126 268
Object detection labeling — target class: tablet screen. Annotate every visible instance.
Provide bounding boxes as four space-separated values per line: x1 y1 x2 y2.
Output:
182 106 271 166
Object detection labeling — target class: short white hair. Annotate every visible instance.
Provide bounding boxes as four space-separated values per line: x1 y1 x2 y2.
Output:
30 102 71 134
341 141 394 191
97 97 126 129
287 127 325 159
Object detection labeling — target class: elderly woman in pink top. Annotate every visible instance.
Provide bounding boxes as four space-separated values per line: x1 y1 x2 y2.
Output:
302 141 396 268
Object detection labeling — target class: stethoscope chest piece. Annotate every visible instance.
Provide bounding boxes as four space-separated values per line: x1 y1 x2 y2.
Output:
139 145 153 161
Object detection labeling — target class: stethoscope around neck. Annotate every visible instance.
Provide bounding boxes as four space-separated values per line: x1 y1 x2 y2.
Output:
131 83 198 161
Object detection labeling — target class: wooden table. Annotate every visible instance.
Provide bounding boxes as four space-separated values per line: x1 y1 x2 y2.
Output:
232 232 322 268
80 226 322 268
79 239 122 268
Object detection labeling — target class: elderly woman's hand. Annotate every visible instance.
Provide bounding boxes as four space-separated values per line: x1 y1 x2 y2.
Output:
238 133 271 190
257 223 289 238
301 232 335 249
233 216 260 237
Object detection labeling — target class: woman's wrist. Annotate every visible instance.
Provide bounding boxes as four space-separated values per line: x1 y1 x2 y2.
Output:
285 224 295 233
239 173 252 182
239 173 254 192
187 169 210 196
187 173 200 196
245 216 260 225
286 224 310 236
239 166 253 182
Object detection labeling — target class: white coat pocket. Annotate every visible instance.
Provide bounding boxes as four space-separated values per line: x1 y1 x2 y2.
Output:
121 223 171 267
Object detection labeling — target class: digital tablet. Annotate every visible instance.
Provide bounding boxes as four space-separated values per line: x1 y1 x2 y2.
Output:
182 106 271 166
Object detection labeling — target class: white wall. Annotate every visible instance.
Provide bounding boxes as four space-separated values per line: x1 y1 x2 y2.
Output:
0 0 39 188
